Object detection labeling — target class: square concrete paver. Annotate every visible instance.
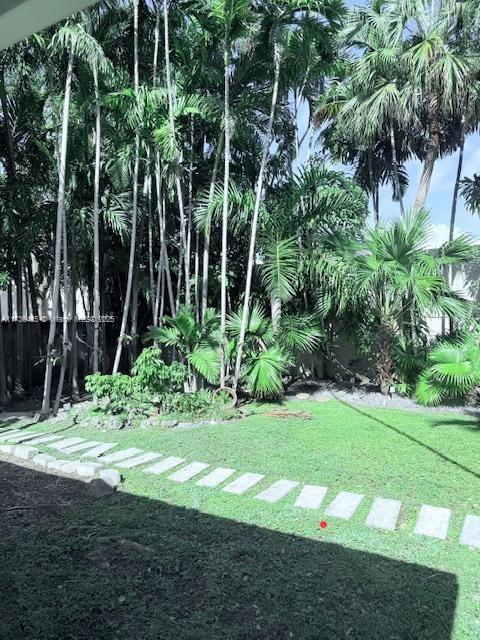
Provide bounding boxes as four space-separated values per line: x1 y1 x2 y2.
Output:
222 473 265 495
61 441 103 454
144 456 185 474
414 505 452 540
196 467 236 488
294 485 328 509
366 497 402 531
25 434 65 446
6 432 44 444
100 448 143 464
168 462 210 482
255 479 299 503
117 452 162 469
459 515 480 549
81 443 118 458
324 491 364 520
49 437 85 451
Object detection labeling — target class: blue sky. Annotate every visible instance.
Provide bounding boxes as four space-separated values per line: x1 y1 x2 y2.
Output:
297 0 480 244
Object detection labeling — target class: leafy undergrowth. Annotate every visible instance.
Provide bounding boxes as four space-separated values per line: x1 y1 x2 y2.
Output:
2 398 480 638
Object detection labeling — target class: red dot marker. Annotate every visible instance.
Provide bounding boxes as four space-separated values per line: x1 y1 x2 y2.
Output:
319 521 328 529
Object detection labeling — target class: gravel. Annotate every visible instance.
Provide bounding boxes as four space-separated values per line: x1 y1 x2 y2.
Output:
286 380 480 415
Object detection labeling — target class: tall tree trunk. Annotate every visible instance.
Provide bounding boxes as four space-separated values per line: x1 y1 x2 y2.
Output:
147 172 156 323
40 47 74 418
163 0 189 307
92 63 101 373
201 136 223 322
390 124 404 215
414 122 439 211
449 130 464 244
153 0 175 321
0 299 8 406
220 37 231 387
112 0 140 374
233 36 281 389
448 128 465 334
53 208 69 415
13 260 25 398
367 151 379 226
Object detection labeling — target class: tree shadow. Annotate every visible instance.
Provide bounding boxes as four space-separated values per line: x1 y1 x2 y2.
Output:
429 409 480 432
0 461 458 639
332 394 480 482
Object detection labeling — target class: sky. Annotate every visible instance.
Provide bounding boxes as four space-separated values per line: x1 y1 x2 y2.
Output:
296 0 480 246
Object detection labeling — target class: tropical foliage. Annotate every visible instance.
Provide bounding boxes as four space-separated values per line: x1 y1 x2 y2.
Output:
1 0 480 411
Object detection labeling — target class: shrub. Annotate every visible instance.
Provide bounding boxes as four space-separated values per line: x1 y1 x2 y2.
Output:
131 347 187 394
85 373 134 402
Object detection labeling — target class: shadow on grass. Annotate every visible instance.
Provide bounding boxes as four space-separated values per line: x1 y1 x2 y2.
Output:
0 461 458 640
429 409 480 432
333 394 480 482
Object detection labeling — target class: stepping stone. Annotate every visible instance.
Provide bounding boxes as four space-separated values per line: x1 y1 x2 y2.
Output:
144 456 185 474
13 445 39 460
46 458 70 471
25 434 65 446
460 515 480 549
255 479 299 503
32 453 56 466
222 472 265 495
0 444 15 454
168 461 210 482
414 505 452 540
196 467 236 488
0 429 22 442
100 448 143 464
295 484 328 509
324 491 364 520
366 497 402 531
6 432 43 443
49 437 85 451
81 442 117 458
116 452 162 469
76 461 104 478
60 440 103 454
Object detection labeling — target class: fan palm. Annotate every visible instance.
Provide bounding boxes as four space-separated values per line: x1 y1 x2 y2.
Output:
416 333 480 405
315 210 475 394
146 305 220 389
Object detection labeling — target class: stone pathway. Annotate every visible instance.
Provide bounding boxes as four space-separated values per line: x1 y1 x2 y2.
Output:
1 429 479 551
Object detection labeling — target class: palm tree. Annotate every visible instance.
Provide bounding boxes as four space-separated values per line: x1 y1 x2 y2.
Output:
113 0 141 374
146 305 220 390
315 210 474 394
416 331 480 406
40 35 75 418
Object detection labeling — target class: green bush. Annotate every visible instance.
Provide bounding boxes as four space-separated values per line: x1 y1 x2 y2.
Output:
161 389 213 415
131 347 187 394
85 373 134 402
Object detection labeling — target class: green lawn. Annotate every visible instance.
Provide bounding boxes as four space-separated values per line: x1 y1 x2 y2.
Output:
1 398 480 638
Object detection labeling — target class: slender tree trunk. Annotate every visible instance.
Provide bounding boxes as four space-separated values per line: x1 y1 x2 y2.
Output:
220 38 231 387
0 299 8 406
414 122 439 211
70 255 80 401
233 36 281 389
449 131 464 243
367 151 379 225
448 129 465 334
201 136 223 322
163 0 189 307
112 0 140 374
13 260 25 398
147 172 156 323
152 9 175 319
390 125 404 215
92 64 101 373
53 209 69 415
194 230 200 321
40 47 74 418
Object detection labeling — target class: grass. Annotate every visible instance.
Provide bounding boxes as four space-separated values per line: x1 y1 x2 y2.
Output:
1 398 480 638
